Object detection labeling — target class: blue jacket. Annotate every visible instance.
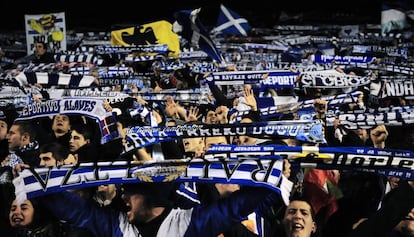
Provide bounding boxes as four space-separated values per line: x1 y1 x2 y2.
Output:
42 186 278 237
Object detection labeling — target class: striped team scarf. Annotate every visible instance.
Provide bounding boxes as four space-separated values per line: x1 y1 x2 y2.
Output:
203 70 299 87
352 45 407 58
97 77 146 87
313 55 376 64
13 143 414 204
178 50 208 60
95 44 169 55
28 88 130 101
313 54 414 75
242 42 289 51
65 90 130 101
13 157 285 202
69 65 91 76
206 144 414 180
297 69 371 88
72 46 95 53
14 71 97 88
16 97 118 144
124 55 163 62
0 85 32 108
121 120 325 154
134 87 211 104
232 91 363 122
221 51 280 65
97 66 132 78
325 106 414 129
19 63 57 72
274 62 332 73
381 79 414 98
153 61 186 72
189 61 220 74
54 53 98 65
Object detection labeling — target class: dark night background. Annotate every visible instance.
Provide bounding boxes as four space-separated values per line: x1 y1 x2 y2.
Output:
0 0 382 33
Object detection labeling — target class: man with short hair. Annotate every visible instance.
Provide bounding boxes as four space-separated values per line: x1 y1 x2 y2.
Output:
31 42 56 64
41 181 286 237
7 120 40 167
14 42 56 65
51 114 72 146
39 142 70 167
283 197 317 237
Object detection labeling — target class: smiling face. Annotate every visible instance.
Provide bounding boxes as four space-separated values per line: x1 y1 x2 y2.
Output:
9 199 35 228
283 200 316 237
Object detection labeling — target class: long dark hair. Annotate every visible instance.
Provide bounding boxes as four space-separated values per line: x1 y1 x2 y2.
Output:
12 198 64 237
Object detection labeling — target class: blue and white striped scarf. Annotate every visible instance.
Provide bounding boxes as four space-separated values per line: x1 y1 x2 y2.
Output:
54 53 98 65
122 120 325 155
13 157 285 203
14 71 97 88
17 97 118 144
206 144 414 180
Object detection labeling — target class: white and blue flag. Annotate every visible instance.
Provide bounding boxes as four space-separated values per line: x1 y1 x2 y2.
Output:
211 4 251 36
173 8 224 63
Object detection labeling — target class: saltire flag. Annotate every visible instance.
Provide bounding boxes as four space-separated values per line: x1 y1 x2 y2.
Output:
211 4 250 36
173 8 225 63
110 20 180 58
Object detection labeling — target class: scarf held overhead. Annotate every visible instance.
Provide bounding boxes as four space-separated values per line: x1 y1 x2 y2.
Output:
17 97 119 144
13 158 285 202
122 120 326 153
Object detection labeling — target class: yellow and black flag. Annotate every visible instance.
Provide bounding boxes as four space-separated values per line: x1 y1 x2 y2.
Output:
110 20 180 57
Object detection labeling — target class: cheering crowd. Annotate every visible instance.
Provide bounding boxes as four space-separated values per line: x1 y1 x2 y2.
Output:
0 12 413 237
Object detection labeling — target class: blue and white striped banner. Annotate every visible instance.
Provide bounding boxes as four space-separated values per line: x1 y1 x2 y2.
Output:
203 70 298 87
232 91 363 122
13 158 284 201
17 97 118 144
14 71 96 88
297 69 371 88
97 66 132 78
206 144 414 180
124 55 163 62
326 106 414 129
95 44 169 55
314 55 376 64
352 45 407 58
122 120 326 154
54 53 98 65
